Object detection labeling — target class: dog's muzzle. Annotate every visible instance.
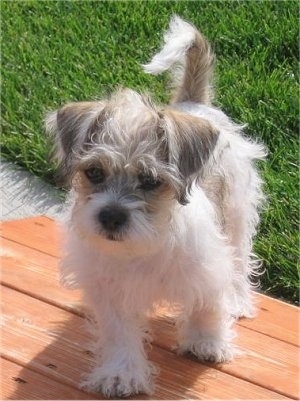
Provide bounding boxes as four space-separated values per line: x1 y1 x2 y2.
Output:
98 205 129 235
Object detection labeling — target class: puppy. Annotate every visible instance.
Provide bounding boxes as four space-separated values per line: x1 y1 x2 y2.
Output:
45 16 265 398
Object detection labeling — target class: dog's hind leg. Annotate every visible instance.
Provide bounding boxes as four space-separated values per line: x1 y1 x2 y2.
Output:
177 302 236 363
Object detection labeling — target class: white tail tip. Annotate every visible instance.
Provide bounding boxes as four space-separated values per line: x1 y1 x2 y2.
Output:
142 15 197 75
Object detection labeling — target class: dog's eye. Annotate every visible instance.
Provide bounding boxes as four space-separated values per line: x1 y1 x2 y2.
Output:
84 167 106 184
138 174 162 191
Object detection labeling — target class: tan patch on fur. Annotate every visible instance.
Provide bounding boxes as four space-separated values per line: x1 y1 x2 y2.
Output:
201 175 228 228
72 170 94 195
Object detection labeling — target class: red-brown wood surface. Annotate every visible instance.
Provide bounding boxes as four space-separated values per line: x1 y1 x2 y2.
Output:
1 216 299 400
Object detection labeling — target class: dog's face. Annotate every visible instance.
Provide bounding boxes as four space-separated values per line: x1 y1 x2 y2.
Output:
46 89 218 247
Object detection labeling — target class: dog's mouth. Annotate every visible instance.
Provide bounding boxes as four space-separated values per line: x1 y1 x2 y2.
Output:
105 232 124 242
100 227 128 242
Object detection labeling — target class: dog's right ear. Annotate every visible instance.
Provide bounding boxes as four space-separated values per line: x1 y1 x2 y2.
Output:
45 101 105 183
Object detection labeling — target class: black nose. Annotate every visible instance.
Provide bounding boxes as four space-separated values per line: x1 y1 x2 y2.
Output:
98 206 129 232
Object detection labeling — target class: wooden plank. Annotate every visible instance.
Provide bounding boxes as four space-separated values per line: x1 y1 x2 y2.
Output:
1 285 289 400
1 235 299 398
1 215 59 257
1 219 299 346
1 358 93 400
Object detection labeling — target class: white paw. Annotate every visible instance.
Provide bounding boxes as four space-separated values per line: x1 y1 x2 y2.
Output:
81 364 154 398
179 337 235 363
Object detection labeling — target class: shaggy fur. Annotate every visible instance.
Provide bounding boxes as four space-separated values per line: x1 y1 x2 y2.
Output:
45 16 265 398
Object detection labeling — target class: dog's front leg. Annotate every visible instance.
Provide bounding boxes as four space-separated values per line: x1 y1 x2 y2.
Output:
177 302 235 363
81 297 155 398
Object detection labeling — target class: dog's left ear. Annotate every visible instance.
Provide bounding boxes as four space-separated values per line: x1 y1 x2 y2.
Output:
159 109 219 204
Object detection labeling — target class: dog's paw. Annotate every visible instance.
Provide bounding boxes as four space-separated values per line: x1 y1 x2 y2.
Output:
81 364 154 398
179 337 235 363
84 375 152 398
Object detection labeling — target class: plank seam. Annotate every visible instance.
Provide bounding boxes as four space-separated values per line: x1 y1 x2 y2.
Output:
0 235 58 258
1 281 85 317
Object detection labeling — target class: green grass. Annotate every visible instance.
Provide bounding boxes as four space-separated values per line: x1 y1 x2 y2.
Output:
2 0 299 303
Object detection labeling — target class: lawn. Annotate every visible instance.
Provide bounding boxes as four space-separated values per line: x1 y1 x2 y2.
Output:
2 0 299 303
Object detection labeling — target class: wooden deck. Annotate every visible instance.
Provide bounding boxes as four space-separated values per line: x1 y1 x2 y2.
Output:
1 216 299 400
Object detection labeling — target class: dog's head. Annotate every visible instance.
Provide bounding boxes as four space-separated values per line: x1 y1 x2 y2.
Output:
45 89 218 247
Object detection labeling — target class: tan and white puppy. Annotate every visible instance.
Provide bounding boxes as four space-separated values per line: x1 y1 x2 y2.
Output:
45 16 265 398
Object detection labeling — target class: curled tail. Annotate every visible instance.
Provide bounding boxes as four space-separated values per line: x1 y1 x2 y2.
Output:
143 16 215 105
